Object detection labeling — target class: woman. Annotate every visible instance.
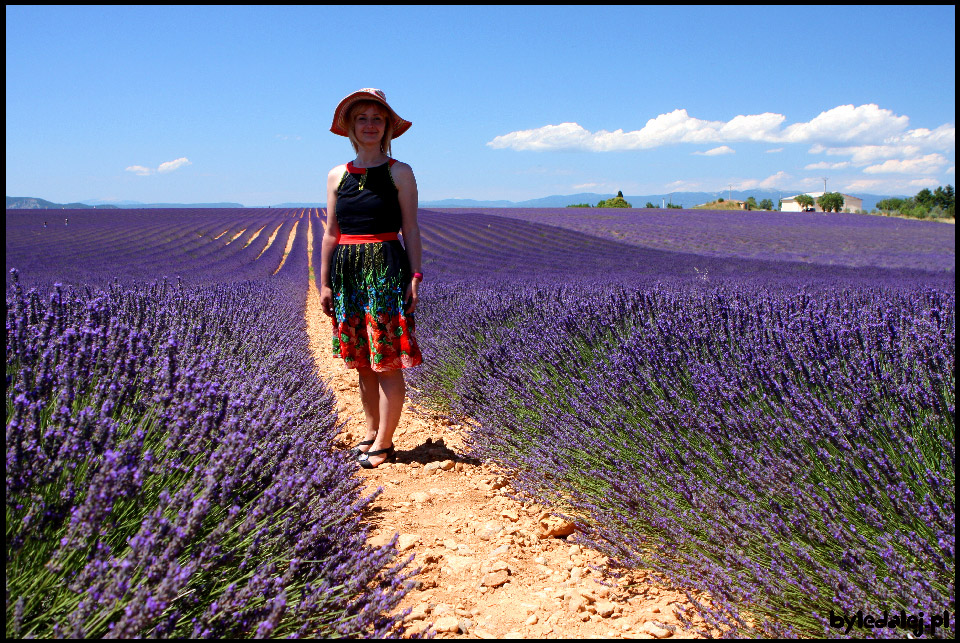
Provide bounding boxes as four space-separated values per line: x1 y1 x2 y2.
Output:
319 88 423 469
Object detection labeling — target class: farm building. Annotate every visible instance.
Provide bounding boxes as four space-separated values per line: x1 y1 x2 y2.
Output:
781 192 863 213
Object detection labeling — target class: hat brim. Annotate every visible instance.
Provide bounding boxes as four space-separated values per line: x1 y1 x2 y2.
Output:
330 91 412 139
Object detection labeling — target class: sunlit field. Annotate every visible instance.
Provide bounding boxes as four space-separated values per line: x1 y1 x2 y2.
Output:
6 207 955 638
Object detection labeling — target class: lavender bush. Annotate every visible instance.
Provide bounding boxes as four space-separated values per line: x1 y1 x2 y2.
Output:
402 208 954 638
6 206 413 638
4 209 313 289
425 207 956 272
409 282 954 638
408 209 955 293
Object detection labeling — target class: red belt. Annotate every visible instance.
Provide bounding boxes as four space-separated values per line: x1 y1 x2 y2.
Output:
338 232 398 244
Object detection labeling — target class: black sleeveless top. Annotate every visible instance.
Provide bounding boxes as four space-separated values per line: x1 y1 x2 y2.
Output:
335 159 403 235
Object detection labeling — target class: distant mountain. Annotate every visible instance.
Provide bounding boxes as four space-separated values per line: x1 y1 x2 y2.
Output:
7 196 118 209
80 199 148 206
420 198 517 208
125 203 245 209
7 197 245 209
78 200 244 208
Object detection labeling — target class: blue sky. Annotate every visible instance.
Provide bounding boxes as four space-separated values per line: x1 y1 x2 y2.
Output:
6 5 955 205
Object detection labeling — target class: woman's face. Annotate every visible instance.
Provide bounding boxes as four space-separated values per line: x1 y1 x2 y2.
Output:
353 105 388 148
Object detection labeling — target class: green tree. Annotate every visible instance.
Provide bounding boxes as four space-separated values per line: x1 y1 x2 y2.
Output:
876 186 954 219
795 194 815 210
645 202 656 209
817 192 845 212
759 198 774 210
877 197 905 212
941 185 955 218
745 196 758 211
601 196 632 208
915 188 935 208
933 185 954 210
617 190 624 198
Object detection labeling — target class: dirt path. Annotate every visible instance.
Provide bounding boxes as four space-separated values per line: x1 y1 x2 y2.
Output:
304 214 705 639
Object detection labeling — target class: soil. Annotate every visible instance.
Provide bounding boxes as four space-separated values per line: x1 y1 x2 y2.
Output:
304 218 708 639
255 223 284 260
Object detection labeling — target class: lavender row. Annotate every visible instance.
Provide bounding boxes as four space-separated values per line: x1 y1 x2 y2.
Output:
5 265 412 637
407 282 955 638
424 208 956 273
5 209 315 289
413 210 954 291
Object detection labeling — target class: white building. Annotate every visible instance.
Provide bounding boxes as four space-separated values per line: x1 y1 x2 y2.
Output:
781 192 863 213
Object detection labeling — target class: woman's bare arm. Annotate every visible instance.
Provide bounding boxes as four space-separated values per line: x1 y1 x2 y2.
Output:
319 165 345 316
392 161 421 313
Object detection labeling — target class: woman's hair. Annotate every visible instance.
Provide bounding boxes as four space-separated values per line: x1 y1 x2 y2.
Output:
345 100 395 157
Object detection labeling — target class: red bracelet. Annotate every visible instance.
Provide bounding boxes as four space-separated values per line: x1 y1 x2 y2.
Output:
413 272 424 281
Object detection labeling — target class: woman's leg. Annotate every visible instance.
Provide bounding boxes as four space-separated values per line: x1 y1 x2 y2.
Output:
364 369 406 467
356 367 381 452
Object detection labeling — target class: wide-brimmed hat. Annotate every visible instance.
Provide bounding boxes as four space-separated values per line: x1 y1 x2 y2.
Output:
330 88 412 139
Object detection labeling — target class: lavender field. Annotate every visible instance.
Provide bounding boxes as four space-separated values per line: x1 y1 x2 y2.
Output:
409 209 955 638
6 209 414 637
6 207 956 638
427 207 955 272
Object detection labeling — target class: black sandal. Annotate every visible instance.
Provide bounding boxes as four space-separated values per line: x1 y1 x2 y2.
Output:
357 445 395 469
349 439 375 458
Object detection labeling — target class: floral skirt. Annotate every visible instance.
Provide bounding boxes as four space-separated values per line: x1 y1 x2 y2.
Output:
330 240 422 371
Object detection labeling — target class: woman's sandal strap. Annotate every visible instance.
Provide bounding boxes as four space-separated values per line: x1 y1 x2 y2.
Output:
348 439 377 457
358 445 395 469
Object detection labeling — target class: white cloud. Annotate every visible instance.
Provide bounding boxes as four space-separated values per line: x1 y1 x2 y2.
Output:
897 123 955 151
779 104 909 144
157 157 191 173
809 143 924 165
126 157 191 176
862 153 948 174
665 179 703 190
572 182 600 189
842 178 886 191
844 177 941 192
805 161 852 170
718 112 787 141
808 124 954 167
488 122 592 151
487 110 786 152
735 171 792 190
795 177 827 189
693 145 735 156
487 104 956 181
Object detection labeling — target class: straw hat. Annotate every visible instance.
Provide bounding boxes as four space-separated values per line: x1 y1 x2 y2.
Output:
330 88 412 139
